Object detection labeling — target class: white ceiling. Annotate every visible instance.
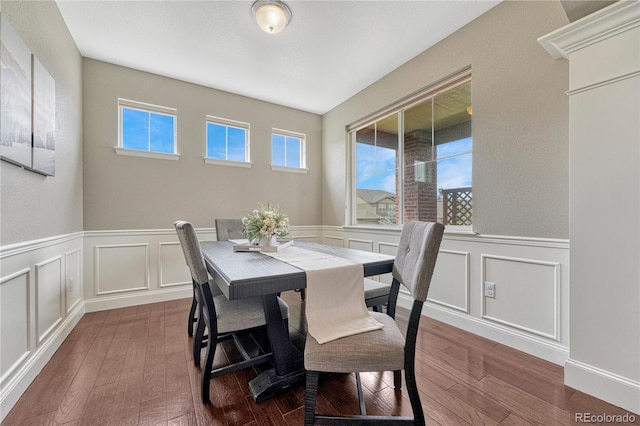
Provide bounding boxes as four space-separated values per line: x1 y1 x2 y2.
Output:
56 0 500 115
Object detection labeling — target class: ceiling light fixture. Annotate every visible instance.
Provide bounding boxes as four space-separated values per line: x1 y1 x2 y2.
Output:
251 0 292 34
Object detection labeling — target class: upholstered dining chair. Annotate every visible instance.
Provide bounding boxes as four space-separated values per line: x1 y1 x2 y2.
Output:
185 223 230 339
215 218 245 241
174 220 290 403
186 217 242 339
303 221 444 425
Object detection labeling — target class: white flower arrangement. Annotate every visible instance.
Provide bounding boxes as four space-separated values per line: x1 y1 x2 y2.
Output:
242 203 290 245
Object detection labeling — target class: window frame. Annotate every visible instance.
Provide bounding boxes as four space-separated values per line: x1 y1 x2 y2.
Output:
271 128 308 173
204 115 252 168
115 98 179 161
348 69 472 231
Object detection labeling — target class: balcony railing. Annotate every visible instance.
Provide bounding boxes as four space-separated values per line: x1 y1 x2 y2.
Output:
442 187 472 226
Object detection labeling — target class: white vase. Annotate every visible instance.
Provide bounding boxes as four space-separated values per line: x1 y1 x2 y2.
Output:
259 235 277 247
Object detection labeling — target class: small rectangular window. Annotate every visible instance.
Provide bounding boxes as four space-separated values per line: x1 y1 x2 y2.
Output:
205 116 250 166
271 129 306 172
117 99 177 160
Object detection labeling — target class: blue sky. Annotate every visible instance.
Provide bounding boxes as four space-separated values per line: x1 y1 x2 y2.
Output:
122 108 174 153
272 134 301 167
356 137 472 194
207 123 246 161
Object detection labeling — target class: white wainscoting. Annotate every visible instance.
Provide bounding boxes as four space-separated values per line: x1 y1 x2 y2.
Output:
335 227 570 365
0 233 84 422
0 225 570 421
83 229 207 312
82 226 323 312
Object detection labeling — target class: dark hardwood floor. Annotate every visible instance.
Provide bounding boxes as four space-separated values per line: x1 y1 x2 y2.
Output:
4 291 637 425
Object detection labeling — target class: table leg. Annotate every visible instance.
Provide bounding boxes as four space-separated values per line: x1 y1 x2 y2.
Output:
249 294 306 402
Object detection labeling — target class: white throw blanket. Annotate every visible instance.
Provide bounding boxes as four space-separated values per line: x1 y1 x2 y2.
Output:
264 247 383 344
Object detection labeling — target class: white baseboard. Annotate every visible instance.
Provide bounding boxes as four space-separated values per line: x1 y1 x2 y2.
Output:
397 292 570 366
0 300 85 422
565 359 640 415
84 286 192 312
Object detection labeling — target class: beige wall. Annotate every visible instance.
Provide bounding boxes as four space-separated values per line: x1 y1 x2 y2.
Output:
82 59 322 231
0 0 83 245
322 1 570 239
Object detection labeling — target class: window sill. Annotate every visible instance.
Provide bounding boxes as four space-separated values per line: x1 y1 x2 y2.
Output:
443 226 475 235
345 224 476 235
114 147 179 161
203 158 253 168
344 224 402 233
271 165 308 174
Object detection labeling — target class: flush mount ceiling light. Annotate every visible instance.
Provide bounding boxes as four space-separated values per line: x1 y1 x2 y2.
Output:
251 0 292 34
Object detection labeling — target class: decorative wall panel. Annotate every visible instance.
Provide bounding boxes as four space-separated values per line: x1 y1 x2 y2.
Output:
428 250 470 313
323 235 343 246
482 254 559 340
159 242 190 288
35 256 63 344
65 249 82 313
0 268 30 385
347 238 373 252
95 243 149 295
291 235 318 243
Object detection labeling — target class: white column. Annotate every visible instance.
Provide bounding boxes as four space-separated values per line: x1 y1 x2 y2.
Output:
539 0 640 414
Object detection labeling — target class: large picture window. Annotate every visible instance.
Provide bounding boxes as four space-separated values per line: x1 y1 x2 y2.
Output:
351 73 472 228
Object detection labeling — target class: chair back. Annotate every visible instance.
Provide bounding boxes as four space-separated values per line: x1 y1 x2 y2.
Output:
392 221 444 302
174 220 209 286
215 218 245 241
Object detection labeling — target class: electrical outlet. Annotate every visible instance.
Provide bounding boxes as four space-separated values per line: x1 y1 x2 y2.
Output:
69 276 74 292
484 282 496 299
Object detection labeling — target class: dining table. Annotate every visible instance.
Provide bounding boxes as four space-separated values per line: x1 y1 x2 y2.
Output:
200 239 395 402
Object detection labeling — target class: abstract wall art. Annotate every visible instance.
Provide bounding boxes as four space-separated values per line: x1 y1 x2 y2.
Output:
31 56 56 176
1 14 33 169
1 14 56 176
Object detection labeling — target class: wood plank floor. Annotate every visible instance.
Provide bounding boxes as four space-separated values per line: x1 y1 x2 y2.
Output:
4 291 638 425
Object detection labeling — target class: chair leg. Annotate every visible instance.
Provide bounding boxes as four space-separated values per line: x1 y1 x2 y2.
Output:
193 315 206 366
355 372 366 415
304 371 320 426
405 366 425 426
188 295 197 337
393 370 402 389
201 330 217 403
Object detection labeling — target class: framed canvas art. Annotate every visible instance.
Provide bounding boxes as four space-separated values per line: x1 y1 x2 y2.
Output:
0 14 32 169
31 55 56 176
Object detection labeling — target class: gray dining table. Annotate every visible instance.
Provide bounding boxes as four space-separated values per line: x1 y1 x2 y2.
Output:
200 239 394 402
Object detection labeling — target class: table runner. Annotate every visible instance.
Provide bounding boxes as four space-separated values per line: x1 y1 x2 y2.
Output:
264 247 383 344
